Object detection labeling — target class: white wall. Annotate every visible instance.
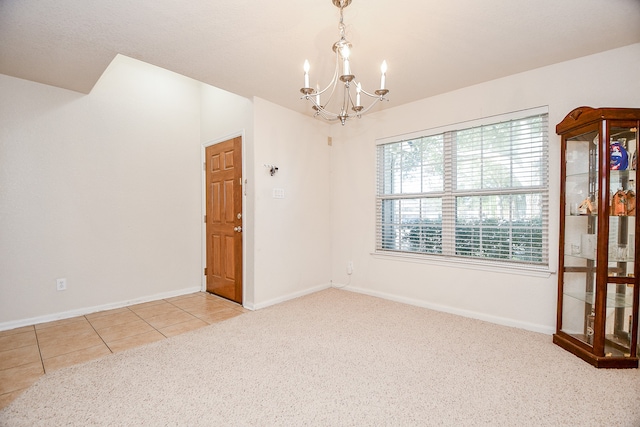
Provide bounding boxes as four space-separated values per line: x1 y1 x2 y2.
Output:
200 87 332 310
3 43 638 333
200 86 254 144
251 98 333 308
200 89 333 310
0 55 203 327
0 52 331 327
329 43 640 333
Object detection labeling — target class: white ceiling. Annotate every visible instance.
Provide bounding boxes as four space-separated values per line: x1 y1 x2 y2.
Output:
1 0 639 117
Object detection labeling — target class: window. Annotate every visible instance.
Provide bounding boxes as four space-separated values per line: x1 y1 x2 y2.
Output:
376 109 549 268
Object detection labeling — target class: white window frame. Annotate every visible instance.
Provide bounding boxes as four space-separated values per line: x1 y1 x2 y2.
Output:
375 106 551 276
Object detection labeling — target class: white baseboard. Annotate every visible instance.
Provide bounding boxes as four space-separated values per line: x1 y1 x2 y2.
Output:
335 284 555 335
246 283 332 311
0 286 202 332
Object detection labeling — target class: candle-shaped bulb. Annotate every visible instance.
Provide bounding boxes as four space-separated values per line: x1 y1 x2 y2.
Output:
343 57 350 76
356 82 362 106
380 60 387 90
303 60 310 88
341 45 351 76
341 45 351 59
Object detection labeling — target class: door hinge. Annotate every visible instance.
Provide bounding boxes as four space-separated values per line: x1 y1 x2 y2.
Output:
204 215 207 223
204 267 207 276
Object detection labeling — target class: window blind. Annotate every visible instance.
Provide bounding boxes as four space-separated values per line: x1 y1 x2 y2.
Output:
376 111 549 267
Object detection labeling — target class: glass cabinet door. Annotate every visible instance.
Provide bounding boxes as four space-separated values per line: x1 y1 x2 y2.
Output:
561 129 599 346
605 126 636 357
561 125 637 357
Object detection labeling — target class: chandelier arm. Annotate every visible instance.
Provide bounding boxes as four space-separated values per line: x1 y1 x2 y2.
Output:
315 105 341 121
303 80 385 120
317 107 341 121
315 81 336 96
353 96 385 116
307 80 385 122
319 113 341 122
315 50 341 96
306 55 343 118
303 93 341 121
321 76 340 109
357 86 387 99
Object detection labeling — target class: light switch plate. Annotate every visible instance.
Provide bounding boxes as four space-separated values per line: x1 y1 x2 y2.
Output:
272 188 285 199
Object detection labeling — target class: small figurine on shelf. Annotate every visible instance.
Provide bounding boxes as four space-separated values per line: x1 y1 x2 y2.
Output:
610 140 629 170
586 308 595 345
626 189 636 216
578 198 595 215
612 189 627 216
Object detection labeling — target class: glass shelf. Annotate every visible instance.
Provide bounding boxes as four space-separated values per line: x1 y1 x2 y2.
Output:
564 291 633 308
567 170 636 180
563 252 596 261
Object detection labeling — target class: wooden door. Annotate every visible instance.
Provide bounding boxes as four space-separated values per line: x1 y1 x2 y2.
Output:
205 137 243 303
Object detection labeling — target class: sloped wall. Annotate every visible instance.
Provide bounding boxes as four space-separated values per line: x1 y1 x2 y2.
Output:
0 55 203 325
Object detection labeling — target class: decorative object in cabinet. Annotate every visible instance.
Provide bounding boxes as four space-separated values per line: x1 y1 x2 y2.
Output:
554 106 640 368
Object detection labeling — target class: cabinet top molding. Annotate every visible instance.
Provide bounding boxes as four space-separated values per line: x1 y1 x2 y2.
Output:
556 106 640 135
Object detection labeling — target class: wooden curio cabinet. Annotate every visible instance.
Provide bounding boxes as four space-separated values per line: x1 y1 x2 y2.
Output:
554 107 640 368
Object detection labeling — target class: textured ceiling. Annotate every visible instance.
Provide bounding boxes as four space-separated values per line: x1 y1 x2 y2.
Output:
1 0 639 117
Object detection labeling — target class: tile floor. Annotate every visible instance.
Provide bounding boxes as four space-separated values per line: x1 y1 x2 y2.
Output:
0 292 247 410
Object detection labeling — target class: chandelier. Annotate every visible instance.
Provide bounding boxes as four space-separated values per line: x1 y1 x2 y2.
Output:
300 0 389 125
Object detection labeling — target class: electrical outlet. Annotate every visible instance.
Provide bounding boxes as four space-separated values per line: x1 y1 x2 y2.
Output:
347 261 353 275
56 278 67 291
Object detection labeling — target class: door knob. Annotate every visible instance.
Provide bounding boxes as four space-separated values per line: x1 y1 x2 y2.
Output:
234 226 242 232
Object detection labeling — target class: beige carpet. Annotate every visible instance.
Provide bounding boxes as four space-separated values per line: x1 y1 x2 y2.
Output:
1 288 639 426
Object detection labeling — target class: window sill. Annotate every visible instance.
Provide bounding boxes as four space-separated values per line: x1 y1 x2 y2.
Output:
371 250 555 278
